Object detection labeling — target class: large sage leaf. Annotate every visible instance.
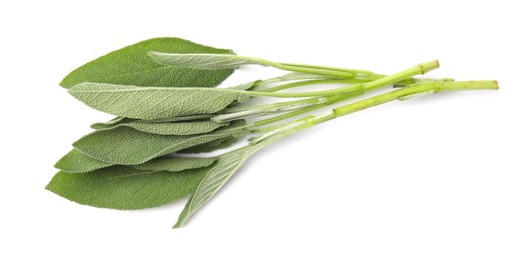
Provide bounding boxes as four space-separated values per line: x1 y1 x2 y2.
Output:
92 120 227 136
60 37 235 88
73 120 249 165
175 145 257 227
46 166 211 210
68 83 252 119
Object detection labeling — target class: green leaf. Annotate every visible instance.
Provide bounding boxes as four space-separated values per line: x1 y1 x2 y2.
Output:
46 166 210 210
175 146 257 227
94 120 227 136
55 149 218 173
55 149 113 173
131 156 217 172
148 52 262 70
73 120 249 165
91 115 216 130
68 83 252 119
60 37 235 88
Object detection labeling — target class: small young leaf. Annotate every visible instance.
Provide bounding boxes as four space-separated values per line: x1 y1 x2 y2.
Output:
60 37 235 88
148 52 261 70
175 145 257 227
73 120 249 165
68 83 252 119
131 156 217 172
46 166 210 210
55 149 113 173
93 120 228 136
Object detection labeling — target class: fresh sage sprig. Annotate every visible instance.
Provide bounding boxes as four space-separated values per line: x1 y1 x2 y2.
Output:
47 37 498 228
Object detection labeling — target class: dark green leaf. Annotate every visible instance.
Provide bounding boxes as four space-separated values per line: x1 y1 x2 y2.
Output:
60 37 235 88
46 166 210 210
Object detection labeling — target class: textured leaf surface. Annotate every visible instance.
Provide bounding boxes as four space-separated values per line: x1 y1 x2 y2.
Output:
60 37 235 88
175 146 257 227
68 83 252 119
73 120 249 165
149 52 262 70
94 120 227 136
46 166 210 210
131 156 217 172
55 149 113 173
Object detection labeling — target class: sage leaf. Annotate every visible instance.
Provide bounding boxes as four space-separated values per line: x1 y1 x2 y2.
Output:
46 166 210 210
55 149 218 173
68 83 252 119
73 120 249 165
55 149 113 173
131 156 217 172
60 37 235 88
175 145 261 227
94 120 228 136
148 52 261 70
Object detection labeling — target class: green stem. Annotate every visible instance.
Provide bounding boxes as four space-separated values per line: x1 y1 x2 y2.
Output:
262 78 366 93
237 60 439 98
250 60 440 126
250 80 498 144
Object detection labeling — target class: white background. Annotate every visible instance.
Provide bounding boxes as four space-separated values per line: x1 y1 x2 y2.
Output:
1 0 529 259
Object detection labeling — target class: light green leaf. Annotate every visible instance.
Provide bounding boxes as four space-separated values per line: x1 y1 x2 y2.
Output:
131 156 217 172
148 52 263 70
46 166 210 210
95 120 228 136
60 37 235 88
73 120 249 165
55 149 113 173
68 83 252 119
175 145 258 228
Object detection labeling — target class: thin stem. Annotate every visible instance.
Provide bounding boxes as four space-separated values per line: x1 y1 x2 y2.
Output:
236 59 439 98
249 60 440 126
250 80 498 145
262 78 366 93
280 62 374 76
332 80 498 119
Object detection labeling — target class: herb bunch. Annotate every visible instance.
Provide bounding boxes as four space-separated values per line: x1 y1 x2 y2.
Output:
47 37 498 228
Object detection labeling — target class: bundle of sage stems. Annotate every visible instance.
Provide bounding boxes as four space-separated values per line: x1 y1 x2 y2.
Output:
47 37 498 228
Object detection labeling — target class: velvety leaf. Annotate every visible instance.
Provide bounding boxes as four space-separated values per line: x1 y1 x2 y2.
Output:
175 146 256 227
93 120 228 136
60 37 235 88
73 120 249 165
148 52 260 70
46 166 210 210
68 83 252 119
55 149 113 173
